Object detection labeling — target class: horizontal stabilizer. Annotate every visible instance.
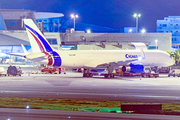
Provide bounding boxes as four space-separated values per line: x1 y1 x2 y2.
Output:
5 53 26 57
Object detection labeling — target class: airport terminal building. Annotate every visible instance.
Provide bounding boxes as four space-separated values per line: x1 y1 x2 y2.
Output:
157 16 180 50
0 9 172 66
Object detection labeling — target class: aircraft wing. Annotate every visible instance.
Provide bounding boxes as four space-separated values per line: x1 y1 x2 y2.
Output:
116 59 139 66
96 48 145 68
84 59 139 69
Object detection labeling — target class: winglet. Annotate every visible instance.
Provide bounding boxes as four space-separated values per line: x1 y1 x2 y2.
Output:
21 44 28 54
131 42 147 50
141 48 145 59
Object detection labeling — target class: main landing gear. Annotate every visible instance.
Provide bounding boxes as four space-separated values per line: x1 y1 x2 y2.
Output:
83 73 93 77
104 73 114 78
83 69 93 77
104 65 115 78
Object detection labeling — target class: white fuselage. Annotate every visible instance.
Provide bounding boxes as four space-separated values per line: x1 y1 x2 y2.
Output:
25 49 175 68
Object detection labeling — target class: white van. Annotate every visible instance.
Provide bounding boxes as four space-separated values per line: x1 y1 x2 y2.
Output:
0 67 7 76
168 69 180 77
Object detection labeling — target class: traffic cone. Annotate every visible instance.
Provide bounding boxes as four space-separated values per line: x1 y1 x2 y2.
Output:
140 77 141 80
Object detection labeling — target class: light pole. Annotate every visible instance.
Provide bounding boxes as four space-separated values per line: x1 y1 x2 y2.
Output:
71 14 78 30
133 13 141 33
155 39 158 50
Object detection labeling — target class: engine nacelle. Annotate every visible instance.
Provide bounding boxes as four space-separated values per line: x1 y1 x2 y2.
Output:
122 64 144 73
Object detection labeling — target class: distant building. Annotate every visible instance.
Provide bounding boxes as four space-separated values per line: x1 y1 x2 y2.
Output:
157 16 180 50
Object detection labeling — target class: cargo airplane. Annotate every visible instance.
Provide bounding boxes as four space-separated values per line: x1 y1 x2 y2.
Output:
21 19 174 78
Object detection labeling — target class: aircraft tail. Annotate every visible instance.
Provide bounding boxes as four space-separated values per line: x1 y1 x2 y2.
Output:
23 19 62 67
23 19 54 53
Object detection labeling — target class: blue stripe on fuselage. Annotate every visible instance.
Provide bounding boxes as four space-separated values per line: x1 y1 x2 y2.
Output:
50 51 62 67
25 24 53 52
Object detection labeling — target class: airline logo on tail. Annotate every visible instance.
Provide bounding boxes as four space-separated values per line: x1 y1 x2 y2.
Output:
24 19 62 67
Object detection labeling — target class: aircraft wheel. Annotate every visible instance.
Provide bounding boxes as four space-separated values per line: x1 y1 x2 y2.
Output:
83 73 87 77
108 74 111 78
110 74 114 78
104 74 108 78
89 73 93 77
86 73 90 77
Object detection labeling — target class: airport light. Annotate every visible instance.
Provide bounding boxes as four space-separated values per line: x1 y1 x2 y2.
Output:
71 14 78 30
155 39 158 50
128 29 132 33
141 29 146 33
26 105 30 109
133 13 141 33
87 29 91 33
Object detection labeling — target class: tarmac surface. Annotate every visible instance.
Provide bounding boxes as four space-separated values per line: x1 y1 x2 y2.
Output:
1 108 180 120
0 71 180 119
0 72 180 103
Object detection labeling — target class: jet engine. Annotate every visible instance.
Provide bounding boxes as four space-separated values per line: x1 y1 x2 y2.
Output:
122 64 144 73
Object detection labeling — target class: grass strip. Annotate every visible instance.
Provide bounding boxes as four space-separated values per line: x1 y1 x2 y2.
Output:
0 97 180 113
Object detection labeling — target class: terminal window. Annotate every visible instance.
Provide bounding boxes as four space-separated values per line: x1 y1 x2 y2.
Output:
47 39 57 45
4 20 22 30
162 24 167 27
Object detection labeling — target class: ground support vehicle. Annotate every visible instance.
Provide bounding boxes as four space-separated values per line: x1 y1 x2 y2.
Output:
113 72 159 78
41 67 59 74
41 67 66 74
0 67 7 76
168 69 180 77
7 66 22 76
58 68 66 74
159 67 170 73
114 68 159 78
141 72 159 78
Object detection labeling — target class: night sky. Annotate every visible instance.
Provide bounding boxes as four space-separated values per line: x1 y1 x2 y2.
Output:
1 0 180 31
